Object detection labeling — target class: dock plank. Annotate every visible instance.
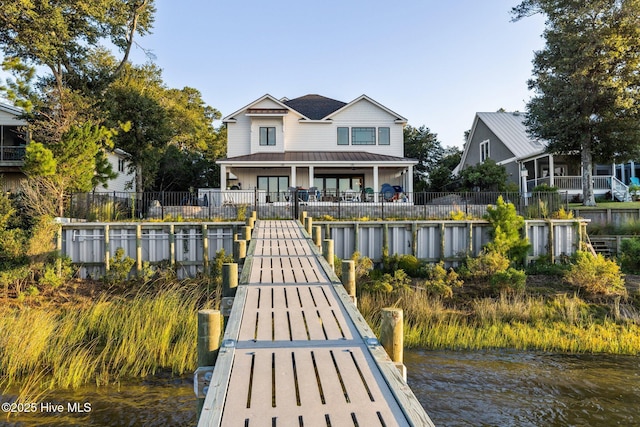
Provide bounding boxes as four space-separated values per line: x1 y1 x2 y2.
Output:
199 219 434 427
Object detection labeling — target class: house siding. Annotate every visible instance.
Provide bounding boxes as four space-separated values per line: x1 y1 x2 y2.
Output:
464 120 516 167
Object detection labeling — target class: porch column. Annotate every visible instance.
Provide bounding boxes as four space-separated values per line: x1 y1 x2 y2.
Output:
406 165 414 203
309 165 314 188
220 165 227 189
534 158 539 186
291 166 297 188
632 161 636 180
373 166 379 202
621 163 626 184
549 156 554 187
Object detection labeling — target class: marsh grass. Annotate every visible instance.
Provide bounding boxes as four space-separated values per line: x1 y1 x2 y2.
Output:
361 289 640 355
0 280 214 403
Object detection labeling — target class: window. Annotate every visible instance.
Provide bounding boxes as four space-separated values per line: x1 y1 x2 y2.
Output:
118 158 126 172
378 127 390 145
257 176 289 202
351 127 376 145
337 127 349 145
259 127 276 146
480 140 490 162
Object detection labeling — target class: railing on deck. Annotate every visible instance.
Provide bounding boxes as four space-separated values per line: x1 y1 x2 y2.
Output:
0 145 26 162
66 190 569 221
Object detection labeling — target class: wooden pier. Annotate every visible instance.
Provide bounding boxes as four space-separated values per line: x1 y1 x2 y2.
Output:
198 220 434 427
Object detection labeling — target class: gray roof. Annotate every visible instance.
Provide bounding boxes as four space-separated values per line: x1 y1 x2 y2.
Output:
476 112 546 159
219 151 417 164
283 95 347 120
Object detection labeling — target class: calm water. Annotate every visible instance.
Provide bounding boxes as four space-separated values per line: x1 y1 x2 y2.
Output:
2 350 639 426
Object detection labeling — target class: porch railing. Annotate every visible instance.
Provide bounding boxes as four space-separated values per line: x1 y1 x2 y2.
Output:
65 190 568 222
0 146 26 162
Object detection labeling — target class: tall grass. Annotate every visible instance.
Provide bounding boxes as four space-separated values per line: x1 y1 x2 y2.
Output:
0 281 214 399
360 290 640 355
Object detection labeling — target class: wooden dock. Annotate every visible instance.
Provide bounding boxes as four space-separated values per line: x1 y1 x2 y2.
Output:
198 220 434 427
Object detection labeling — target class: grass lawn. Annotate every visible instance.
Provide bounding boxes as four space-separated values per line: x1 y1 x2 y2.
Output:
569 201 640 209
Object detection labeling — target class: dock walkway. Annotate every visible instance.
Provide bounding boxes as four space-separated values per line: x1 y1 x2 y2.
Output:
198 220 434 426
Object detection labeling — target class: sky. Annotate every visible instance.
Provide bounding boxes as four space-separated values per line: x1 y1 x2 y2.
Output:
6 0 547 150
123 0 547 149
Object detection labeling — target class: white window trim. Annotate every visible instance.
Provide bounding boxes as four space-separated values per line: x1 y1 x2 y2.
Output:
480 139 490 162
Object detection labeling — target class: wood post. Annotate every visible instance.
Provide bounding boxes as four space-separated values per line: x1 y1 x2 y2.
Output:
104 224 110 272
197 309 221 367
56 224 63 277
202 224 209 273
304 216 313 235
247 216 255 229
380 308 403 364
222 263 238 297
197 309 221 412
234 239 246 263
341 260 356 305
323 239 334 269
299 210 307 224
135 224 142 275
313 225 322 248
169 224 176 267
243 225 252 241
251 210 257 221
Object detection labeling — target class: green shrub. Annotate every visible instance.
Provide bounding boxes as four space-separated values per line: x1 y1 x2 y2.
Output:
366 270 412 293
619 237 640 274
103 248 135 285
484 196 530 265
464 250 510 279
565 251 626 296
490 267 526 293
417 261 463 298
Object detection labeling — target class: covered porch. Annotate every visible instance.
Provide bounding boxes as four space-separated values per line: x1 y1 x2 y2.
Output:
217 151 417 203
520 153 631 201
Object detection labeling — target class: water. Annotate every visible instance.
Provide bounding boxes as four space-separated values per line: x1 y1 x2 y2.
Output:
405 349 640 427
2 350 639 426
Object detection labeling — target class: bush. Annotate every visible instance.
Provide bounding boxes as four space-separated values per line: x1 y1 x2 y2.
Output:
490 267 526 293
484 196 530 265
464 250 510 279
619 237 640 274
382 254 422 277
366 270 412 293
103 248 135 285
565 251 626 296
417 261 463 298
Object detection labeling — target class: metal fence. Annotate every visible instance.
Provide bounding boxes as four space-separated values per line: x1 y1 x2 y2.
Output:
66 190 569 222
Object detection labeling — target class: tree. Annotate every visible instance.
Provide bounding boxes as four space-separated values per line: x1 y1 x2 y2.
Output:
458 159 509 191
403 125 444 191
0 0 155 100
23 123 118 216
513 0 640 206
427 146 462 191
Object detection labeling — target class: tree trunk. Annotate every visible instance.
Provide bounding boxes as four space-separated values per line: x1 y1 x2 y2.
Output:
582 138 596 206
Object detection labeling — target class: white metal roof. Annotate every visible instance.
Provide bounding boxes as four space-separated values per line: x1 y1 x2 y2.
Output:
475 111 546 160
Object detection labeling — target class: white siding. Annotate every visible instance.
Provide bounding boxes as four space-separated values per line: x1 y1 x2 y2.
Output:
96 152 135 192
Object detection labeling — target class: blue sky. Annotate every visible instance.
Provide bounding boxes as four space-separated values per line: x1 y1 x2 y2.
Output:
126 0 546 149
6 1 546 150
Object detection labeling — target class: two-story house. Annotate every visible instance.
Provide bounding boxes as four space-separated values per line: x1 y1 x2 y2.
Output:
218 94 417 202
0 102 28 190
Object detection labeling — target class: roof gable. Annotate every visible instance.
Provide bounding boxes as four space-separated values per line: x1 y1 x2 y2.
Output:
283 94 346 120
222 94 301 122
459 112 546 169
326 95 407 123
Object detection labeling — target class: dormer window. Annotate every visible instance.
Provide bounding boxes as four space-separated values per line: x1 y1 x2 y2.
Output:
259 127 276 146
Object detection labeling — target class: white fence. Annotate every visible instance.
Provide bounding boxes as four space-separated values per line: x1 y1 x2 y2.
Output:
60 219 587 279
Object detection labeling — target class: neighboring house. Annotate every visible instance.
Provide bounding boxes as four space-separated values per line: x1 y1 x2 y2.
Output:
94 148 136 192
456 111 634 201
0 101 135 193
218 94 417 202
0 102 28 191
